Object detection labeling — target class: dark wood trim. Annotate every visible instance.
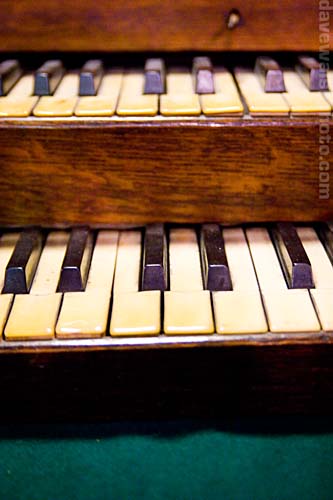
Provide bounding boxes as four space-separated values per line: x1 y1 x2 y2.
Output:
0 342 333 420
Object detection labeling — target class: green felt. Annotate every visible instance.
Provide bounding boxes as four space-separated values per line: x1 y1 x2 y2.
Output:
0 419 333 500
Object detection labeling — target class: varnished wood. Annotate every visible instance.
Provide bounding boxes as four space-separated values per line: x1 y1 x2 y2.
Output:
0 118 331 226
0 0 325 52
0 338 333 420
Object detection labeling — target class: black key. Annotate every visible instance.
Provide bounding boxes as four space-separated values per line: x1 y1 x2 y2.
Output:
318 223 333 263
255 56 286 93
57 227 93 293
0 60 22 96
34 60 64 96
79 59 103 96
141 224 167 291
272 222 314 289
2 229 42 294
144 59 166 94
296 55 328 91
193 57 215 94
200 224 232 291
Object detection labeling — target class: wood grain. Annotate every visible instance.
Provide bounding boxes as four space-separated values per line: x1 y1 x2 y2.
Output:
0 341 333 420
0 118 331 226
0 0 327 52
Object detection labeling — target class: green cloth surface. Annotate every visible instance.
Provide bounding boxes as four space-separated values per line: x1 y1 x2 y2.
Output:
0 419 332 500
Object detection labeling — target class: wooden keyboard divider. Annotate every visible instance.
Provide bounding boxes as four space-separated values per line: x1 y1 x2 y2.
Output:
0 117 331 226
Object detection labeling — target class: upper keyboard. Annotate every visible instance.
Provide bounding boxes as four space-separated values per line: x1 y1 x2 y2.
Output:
0 55 332 118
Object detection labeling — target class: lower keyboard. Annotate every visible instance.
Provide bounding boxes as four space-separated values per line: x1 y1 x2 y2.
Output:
0 223 333 344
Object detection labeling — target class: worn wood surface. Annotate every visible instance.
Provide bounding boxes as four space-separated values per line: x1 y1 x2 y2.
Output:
0 0 326 52
0 341 333 420
0 118 331 226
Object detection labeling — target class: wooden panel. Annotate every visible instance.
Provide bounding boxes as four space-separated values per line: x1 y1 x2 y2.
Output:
0 0 326 52
0 118 331 226
0 342 333 420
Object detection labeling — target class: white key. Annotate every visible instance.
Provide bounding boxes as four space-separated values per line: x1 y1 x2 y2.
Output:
311 289 333 331
164 228 214 335
56 230 119 338
5 231 69 340
223 228 259 291
5 294 62 341
9 74 35 97
297 227 333 289
169 228 203 292
110 230 161 336
234 68 289 116
113 231 141 293
247 227 320 333
160 68 201 116
56 290 111 339
164 290 214 335
297 226 333 331
117 71 158 116
213 291 267 334
75 70 123 117
33 72 79 117
31 231 69 295
110 290 161 337
246 227 286 291
86 230 119 293
0 74 38 117
213 228 267 334
283 71 331 115
201 68 243 116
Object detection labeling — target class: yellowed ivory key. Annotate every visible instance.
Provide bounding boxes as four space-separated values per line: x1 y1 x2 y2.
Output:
75 70 123 117
283 71 331 115
213 228 267 334
117 71 158 116
164 228 214 335
160 68 201 116
234 68 289 116
33 72 79 117
201 68 243 116
56 231 119 338
246 227 320 333
110 231 161 337
0 73 38 117
5 232 69 341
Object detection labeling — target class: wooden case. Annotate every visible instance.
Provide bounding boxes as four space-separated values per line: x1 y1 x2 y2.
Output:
1 0 330 53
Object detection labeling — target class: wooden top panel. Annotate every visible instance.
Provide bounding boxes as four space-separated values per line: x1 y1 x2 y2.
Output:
0 0 326 52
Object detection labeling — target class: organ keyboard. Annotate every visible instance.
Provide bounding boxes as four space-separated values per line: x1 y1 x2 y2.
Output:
0 0 332 420
0 223 333 343
0 56 332 117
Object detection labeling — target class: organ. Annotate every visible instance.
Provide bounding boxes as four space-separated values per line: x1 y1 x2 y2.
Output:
0 0 332 420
